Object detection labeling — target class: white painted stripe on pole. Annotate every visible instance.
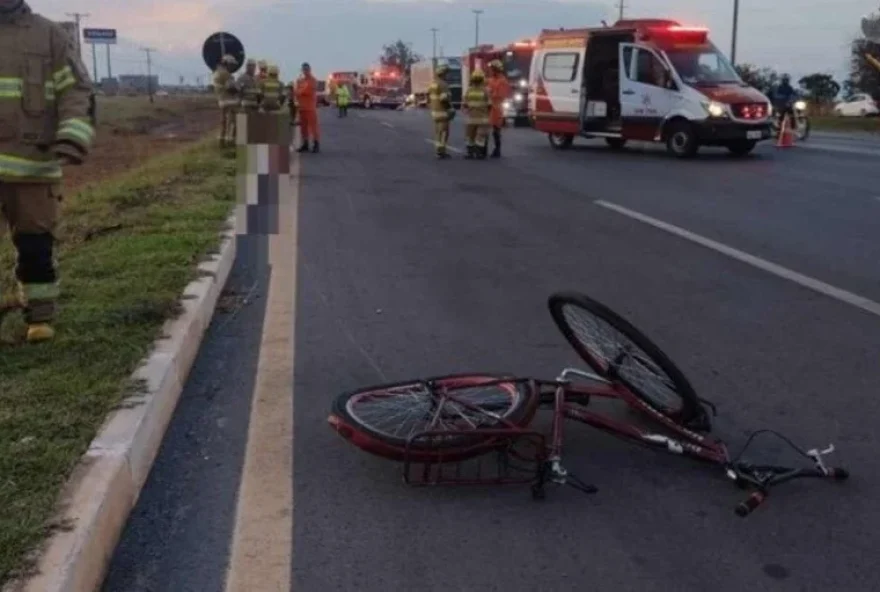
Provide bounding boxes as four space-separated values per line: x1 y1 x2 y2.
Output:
595 200 880 318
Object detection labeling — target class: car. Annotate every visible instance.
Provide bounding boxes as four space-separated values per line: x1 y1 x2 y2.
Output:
832 93 879 117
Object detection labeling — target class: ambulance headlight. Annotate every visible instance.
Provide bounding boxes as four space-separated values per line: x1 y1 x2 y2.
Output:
704 101 726 117
513 93 524 102
502 100 512 110
519 79 527 88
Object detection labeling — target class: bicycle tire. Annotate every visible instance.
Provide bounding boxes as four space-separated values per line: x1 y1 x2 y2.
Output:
548 292 701 425
330 373 540 461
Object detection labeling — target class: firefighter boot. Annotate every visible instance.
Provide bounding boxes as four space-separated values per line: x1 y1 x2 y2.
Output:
312 141 320 153
491 130 501 158
464 145 475 159
297 142 309 152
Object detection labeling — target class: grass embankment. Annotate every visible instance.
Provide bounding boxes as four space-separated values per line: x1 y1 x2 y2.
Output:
0 141 236 583
811 115 879 133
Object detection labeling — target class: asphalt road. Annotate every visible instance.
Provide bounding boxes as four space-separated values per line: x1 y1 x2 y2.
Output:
104 108 880 592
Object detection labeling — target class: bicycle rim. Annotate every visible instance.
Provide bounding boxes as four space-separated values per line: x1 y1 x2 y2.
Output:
548 292 699 420
335 374 536 451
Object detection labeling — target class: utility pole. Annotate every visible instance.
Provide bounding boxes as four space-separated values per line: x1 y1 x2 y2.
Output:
430 27 438 66
65 12 88 57
106 45 112 80
142 47 156 102
472 9 483 47
617 0 625 20
91 42 98 84
730 0 740 65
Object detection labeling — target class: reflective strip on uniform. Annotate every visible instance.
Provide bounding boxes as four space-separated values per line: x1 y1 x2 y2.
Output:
22 282 60 301
0 154 62 180
56 117 95 147
0 77 22 98
53 65 77 94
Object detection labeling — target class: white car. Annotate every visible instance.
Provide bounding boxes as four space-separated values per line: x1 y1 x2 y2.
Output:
833 93 878 117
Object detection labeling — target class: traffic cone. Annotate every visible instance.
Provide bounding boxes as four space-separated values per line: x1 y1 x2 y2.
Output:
777 114 794 148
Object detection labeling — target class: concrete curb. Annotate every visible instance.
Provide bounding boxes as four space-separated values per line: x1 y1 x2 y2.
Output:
3 215 238 592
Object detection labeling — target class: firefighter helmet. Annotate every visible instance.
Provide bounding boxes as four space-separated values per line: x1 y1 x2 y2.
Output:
470 68 485 82
258 60 268 69
489 59 503 71
268 64 280 76
221 54 237 65
435 64 449 77
246 58 256 67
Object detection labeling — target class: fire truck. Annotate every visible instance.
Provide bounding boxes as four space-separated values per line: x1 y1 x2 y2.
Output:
327 67 406 109
462 40 536 126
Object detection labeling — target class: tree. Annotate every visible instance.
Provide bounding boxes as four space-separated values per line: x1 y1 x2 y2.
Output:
734 63 779 95
798 73 841 103
847 37 880 98
379 39 423 76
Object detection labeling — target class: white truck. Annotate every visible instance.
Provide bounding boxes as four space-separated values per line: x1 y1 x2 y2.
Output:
409 61 435 107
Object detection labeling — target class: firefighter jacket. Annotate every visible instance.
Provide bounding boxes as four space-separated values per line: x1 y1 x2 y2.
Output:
294 75 318 111
428 79 452 121
464 84 490 125
486 74 511 127
258 76 285 111
0 1 95 183
213 66 238 107
236 71 260 110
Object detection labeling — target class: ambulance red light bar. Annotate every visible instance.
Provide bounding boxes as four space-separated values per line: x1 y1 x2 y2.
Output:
643 25 708 44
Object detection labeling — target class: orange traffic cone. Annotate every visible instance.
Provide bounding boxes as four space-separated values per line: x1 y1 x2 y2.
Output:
777 114 794 148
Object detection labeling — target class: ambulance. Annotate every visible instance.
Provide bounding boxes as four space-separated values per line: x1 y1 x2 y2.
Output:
529 19 774 157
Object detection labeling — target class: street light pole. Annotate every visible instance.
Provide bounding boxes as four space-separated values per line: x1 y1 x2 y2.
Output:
472 9 483 47
430 27 438 66
730 0 740 65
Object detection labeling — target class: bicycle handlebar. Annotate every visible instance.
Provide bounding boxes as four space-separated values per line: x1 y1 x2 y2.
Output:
734 467 848 516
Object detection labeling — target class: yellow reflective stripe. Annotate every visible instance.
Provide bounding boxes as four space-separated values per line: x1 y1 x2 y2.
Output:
45 81 55 101
0 154 62 179
53 65 76 93
0 77 22 98
22 282 60 301
57 117 95 146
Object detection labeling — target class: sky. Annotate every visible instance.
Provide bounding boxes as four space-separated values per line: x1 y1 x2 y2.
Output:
34 0 879 85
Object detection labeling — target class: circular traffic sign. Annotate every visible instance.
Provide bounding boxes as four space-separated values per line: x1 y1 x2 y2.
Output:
202 32 245 72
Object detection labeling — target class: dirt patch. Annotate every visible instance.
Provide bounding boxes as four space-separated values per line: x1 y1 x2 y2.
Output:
62 96 220 195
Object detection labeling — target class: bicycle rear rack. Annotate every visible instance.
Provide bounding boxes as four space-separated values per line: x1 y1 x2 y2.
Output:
402 428 547 488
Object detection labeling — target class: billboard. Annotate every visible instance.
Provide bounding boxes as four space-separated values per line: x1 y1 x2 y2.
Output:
83 28 117 44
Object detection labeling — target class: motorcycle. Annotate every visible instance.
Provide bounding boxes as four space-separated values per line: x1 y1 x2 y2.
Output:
771 100 811 141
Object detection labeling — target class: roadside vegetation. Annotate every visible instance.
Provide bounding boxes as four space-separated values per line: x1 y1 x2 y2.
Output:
0 95 233 583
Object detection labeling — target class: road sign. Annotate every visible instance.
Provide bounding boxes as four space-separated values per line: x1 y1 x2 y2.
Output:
83 28 117 44
202 31 245 73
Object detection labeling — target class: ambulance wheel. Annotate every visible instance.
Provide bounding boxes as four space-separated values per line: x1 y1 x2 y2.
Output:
605 138 627 150
665 122 699 158
726 140 757 157
548 133 574 150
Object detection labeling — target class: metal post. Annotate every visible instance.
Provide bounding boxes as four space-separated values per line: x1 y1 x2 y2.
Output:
730 0 740 65
91 42 97 83
142 48 156 103
65 12 88 58
472 9 483 47
431 27 438 67
106 44 112 79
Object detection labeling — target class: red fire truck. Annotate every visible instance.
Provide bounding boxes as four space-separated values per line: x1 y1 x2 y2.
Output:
463 39 536 125
328 67 406 109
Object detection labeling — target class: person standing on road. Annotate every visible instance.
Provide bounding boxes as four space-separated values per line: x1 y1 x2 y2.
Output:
258 65 285 113
336 83 351 117
463 69 490 159
237 58 260 114
772 74 798 134
0 0 95 343
486 60 510 158
428 64 455 159
295 62 320 153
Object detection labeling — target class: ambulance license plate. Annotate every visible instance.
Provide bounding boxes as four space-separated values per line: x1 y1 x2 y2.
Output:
746 130 762 140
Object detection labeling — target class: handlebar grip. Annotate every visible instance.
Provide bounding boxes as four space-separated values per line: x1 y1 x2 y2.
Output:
735 491 766 517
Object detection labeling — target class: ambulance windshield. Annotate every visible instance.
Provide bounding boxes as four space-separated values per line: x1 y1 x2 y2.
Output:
503 51 531 82
665 47 742 86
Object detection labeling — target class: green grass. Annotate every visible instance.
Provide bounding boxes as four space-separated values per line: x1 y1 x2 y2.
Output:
0 140 236 584
811 115 880 133
97 94 216 133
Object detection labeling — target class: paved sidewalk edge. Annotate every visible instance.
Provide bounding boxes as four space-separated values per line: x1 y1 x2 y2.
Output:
3 215 238 592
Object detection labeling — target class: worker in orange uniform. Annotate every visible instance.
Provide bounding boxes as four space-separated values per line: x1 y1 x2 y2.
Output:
486 60 510 158
295 62 320 153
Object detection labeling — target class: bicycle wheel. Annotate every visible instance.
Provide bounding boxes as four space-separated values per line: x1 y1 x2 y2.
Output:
548 292 701 424
331 373 539 461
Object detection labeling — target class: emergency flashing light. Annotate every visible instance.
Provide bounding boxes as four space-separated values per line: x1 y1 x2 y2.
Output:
643 25 708 45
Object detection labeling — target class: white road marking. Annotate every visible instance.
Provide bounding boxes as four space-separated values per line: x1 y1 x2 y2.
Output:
381 121 395 129
797 142 880 156
224 159 297 591
423 138 463 153
595 200 880 319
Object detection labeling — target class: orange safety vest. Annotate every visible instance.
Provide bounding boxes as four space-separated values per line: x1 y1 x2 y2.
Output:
486 74 511 127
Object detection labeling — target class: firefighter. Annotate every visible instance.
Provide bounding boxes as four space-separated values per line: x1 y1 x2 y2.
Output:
213 54 239 146
258 64 285 113
427 64 455 159
0 0 95 343
236 58 260 114
486 59 510 158
336 83 351 117
295 62 320 153
463 69 490 159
